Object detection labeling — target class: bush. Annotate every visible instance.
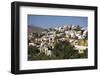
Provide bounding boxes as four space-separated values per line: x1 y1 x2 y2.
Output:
79 49 88 58
52 41 79 59
28 46 39 60
28 40 88 60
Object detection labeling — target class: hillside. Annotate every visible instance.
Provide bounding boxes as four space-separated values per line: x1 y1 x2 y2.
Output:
28 25 44 33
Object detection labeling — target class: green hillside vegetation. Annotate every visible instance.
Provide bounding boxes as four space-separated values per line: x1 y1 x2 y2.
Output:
28 40 88 60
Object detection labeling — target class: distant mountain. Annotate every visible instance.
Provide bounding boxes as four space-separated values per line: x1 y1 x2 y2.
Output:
28 25 45 33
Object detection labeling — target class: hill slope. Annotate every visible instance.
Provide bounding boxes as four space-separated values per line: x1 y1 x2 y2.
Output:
28 25 44 33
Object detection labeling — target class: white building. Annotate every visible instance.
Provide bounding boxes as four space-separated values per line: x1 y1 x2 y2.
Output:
29 42 36 46
74 45 87 53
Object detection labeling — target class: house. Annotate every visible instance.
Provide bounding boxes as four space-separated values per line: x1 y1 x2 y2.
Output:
29 42 36 46
39 43 52 56
46 50 52 56
74 45 87 53
70 33 76 38
65 34 70 38
77 35 83 39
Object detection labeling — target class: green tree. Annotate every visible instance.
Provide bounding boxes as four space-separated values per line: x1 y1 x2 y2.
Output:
28 46 39 60
79 49 88 58
52 41 79 59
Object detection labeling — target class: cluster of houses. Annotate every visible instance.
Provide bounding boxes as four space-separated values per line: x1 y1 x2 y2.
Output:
28 25 88 56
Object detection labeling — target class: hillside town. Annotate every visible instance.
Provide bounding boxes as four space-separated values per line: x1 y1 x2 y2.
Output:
28 25 88 60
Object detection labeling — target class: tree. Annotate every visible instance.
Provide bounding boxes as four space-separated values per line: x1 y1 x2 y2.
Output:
52 40 79 59
75 25 81 31
32 32 38 38
28 46 39 60
49 28 54 31
85 32 88 39
79 48 88 58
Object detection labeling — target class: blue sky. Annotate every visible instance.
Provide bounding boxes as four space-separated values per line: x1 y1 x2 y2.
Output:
28 15 88 29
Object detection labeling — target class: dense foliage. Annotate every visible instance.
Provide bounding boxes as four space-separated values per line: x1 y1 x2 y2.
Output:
28 40 88 60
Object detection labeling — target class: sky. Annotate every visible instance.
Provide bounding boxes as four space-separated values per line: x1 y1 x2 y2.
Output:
28 15 88 29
